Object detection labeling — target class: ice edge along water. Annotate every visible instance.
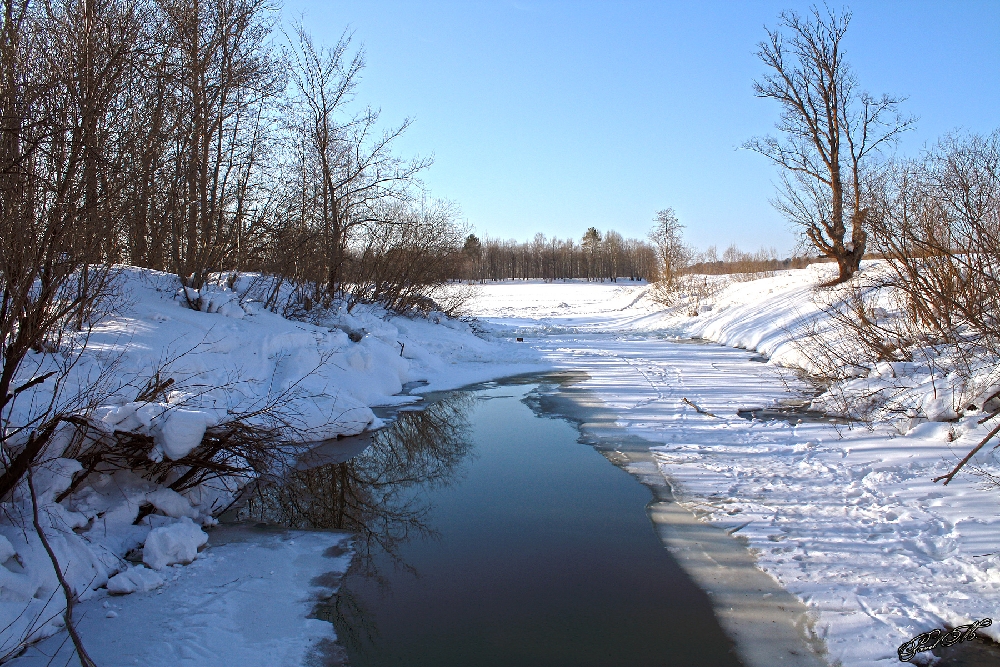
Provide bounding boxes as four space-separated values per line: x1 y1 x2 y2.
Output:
535 372 827 667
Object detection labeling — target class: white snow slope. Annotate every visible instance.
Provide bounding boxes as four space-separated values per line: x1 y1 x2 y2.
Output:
469 268 1000 667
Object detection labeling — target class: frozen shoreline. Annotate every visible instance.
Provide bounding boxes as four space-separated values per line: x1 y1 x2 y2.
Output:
469 274 1000 667
531 371 827 667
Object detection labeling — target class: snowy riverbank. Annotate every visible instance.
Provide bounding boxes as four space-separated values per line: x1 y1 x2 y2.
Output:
1 268 546 664
470 268 1000 667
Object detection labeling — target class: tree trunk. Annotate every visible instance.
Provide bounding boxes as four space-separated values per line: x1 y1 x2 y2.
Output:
827 208 868 285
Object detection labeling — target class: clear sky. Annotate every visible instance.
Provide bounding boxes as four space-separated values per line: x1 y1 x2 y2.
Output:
284 0 1000 255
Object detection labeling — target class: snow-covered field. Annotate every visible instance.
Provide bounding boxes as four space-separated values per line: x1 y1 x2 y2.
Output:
469 268 1000 667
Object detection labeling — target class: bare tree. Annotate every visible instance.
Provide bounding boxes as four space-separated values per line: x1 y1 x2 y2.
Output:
282 24 429 304
746 6 914 285
649 208 689 286
0 0 124 486
153 0 281 300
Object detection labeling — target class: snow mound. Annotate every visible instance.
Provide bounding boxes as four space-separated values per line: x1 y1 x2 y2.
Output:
143 517 208 570
0 535 16 562
145 488 198 519
107 565 164 595
155 409 213 460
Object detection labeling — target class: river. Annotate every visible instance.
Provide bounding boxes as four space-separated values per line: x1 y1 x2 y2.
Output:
232 358 832 666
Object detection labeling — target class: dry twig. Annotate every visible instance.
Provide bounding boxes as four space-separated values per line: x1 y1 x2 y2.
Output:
27 469 98 667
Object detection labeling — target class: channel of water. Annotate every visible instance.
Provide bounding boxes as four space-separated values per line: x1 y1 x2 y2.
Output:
230 375 820 667
227 370 833 666
232 376 744 665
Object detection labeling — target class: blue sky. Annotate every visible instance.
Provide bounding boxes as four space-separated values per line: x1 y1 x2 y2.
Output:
285 1 1000 255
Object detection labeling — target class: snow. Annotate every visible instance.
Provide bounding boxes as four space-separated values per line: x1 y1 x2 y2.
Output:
156 409 213 460
7 269 546 455
9 529 353 667
107 566 163 595
465 271 1000 667
0 535 16 563
142 517 209 570
145 488 199 520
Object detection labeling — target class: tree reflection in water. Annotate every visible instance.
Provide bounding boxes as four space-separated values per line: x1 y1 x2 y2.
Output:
230 393 476 661
232 392 475 575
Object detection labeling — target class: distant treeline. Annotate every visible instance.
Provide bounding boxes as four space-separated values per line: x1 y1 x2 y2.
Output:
684 245 825 278
457 228 660 282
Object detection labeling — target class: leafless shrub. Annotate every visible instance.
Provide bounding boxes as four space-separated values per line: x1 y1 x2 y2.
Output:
819 134 1000 402
0 3 480 660
649 274 729 315
863 132 1000 481
788 132 1000 478
345 199 466 314
713 245 779 281
790 282 920 425
688 245 824 277
867 133 1000 358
